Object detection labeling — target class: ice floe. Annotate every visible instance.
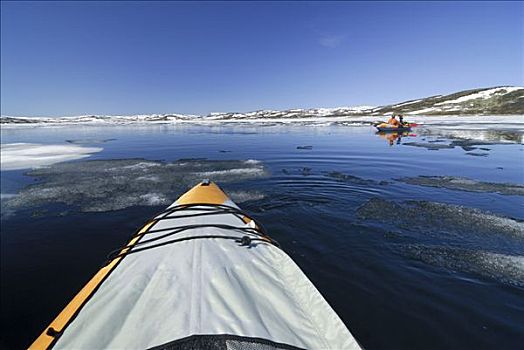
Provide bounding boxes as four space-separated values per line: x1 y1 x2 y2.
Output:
417 128 523 144
402 132 522 150
0 143 102 171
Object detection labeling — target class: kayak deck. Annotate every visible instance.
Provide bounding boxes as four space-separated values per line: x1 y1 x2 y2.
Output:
31 181 360 350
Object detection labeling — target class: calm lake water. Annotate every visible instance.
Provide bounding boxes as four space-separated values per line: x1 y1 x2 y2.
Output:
1 122 523 349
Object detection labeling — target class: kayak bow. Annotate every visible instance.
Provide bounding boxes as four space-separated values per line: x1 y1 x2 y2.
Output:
30 181 361 350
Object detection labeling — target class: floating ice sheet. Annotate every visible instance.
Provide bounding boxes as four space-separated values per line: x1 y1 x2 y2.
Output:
4 158 267 213
0 143 102 171
417 129 523 144
403 137 499 151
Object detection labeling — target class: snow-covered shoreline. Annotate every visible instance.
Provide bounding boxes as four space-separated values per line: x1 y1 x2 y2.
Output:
1 114 523 128
2 85 522 126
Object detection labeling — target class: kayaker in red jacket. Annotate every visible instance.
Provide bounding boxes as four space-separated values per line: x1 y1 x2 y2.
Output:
388 115 400 127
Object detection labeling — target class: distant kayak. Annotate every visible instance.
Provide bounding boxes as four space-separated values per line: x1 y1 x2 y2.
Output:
376 126 412 132
372 121 418 127
30 181 361 350
374 122 412 132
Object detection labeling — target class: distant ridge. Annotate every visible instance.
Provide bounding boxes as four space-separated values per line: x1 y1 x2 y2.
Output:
371 86 523 116
2 86 522 124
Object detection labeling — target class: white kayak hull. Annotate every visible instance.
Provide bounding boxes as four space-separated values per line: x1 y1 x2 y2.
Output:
31 182 361 350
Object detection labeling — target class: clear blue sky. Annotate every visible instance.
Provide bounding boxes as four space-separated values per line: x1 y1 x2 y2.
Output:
1 1 522 116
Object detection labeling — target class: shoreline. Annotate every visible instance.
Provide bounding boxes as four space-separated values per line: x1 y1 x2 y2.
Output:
1 115 523 128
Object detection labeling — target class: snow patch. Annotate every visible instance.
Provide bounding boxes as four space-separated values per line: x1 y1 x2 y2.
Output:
435 87 523 105
406 107 439 115
392 99 423 108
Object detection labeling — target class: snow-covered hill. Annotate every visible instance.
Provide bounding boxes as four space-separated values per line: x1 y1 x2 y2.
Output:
1 86 522 125
372 86 523 116
0 114 200 125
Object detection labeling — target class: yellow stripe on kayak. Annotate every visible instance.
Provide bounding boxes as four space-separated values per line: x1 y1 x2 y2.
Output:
29 220 156 350
176 182 229 205
177 182 258 225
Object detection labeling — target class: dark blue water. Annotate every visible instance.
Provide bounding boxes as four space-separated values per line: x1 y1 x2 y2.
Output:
1 124 523 349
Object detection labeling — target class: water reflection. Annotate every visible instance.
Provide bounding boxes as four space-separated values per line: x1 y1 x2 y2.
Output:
375 130 415 146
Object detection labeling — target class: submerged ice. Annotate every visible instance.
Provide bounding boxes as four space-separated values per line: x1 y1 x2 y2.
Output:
357 198 524 286
401 245 524 288
399 176 524 196
357 198 524 238
4 158 267 213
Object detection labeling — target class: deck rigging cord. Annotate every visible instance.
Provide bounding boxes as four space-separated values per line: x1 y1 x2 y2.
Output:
106 203 280 262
